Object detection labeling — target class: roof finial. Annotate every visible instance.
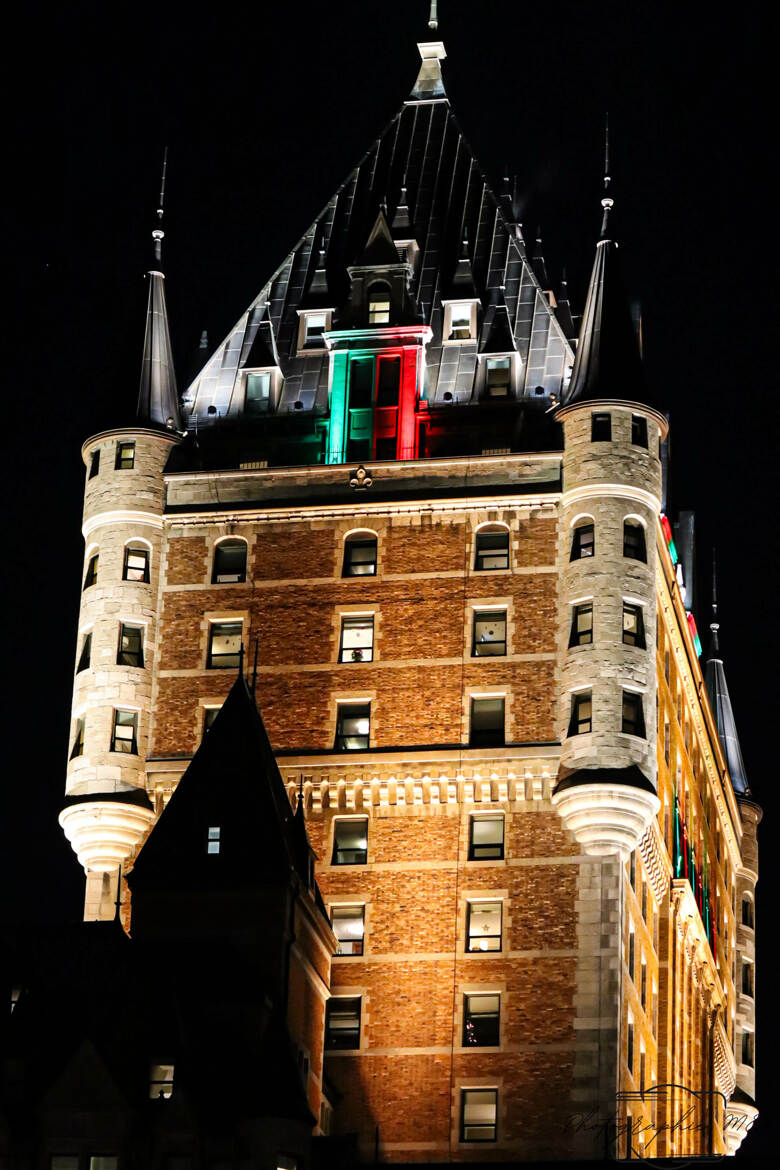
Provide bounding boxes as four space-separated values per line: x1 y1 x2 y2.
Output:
428 0 438 30
600 113 613 239
710 549 720 653
152 146 168 267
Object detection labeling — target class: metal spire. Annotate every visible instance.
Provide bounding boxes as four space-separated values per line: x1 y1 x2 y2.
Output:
428 0 438 30
600 114 613 239
152 147 168 267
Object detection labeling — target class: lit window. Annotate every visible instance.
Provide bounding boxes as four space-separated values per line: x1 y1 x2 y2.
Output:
571 523 594 560
10 985 22 1013
76 632 92 673
332 818 368 865
123 545 150 582
111 709 138 754
468 815 504 861
203 707 220 735
89 449 100 478
569 692 592 735
325 996 361 1050
335 704 370 751
569 603 593 647
332 905 365 955
51 1157 80 1170
469 697 505 748
591 412 611 441
472 611 507 657
90 1160 118 1170
83 552 99 590
246 372 271 413
339 616 374 663
343 534 377 577
474 528 509 571
623 520 646 562
70 717 85 760
212 539 247 583
741 1031 754 1067
368 286 390 325
463 994 500 1046
623 603 646 647
742 961 754 997
115 441 135 470
632 414 648 448
484 357 511 398
149 1061 174 1099
466 901 502 952
207 826 221 854
622 691 646 737
207 621 242 669
460 1088 498 1142
117 623 144 668
449 303 473 340
742 898 754 929
303 312 328 347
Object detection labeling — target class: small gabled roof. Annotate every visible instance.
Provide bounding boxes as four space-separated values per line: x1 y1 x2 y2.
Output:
353 208 403 269
242 314 279 370
137 271 182 430
531 230 551 291
449 235 477 299
555 270 579 343
480 290 517 354
390 185 414 238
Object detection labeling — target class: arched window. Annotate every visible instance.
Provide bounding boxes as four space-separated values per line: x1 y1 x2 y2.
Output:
623 520 647 562
570 520 594 561
123 542 151 583
741 896 754 929
212 538 247 583
474 525 510 571
343 532 377 577
368 282 391 326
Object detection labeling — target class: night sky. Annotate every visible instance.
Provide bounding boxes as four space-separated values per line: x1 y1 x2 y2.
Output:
3 0 775 1154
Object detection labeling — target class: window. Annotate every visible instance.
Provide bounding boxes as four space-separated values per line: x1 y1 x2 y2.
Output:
629 852 636 889
448 303 473 340
627 1016 634 1073
623 520 646 562
622 691 646 737
335 703 370 751
368 285 390 325
628 928 635 980
570 522 594 560
591 412 612 441
51 1158 80 1170
203 707 220 735
469 815 504 861
207 621 242 669
111 709 138 754
472 611 506 657
460 1089 497 1142
663 721 671 765
76 632 92 673
484 357 511 398
343 534 377 577
623 603 646 647
742 897 754 929
332 905 365 955
339 616 374 662
303 312 328 348
640 961 647 1009
89 449 100 478
207 826 221 854
463 994 500 1046
115 441 135 470
325 996 361 1050
117 623 144 668
568 692 592 735
741 1031 754 1067
466 901 502 951
469 697 505 748
332 818 368 865
149 1062 174 1099
632 414 648 448
70 717 85 760
212 539 247 583
123 545 150 582
90 1160 118 1170
246 372 271 413
83 552 99 590
569 602 593 647
474 528 509 571
742 961 754 997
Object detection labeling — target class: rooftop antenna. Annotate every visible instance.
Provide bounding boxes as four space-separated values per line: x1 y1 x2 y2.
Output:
428 0 438 30
710 549 720 654
600 113 613 239
152 146 168 266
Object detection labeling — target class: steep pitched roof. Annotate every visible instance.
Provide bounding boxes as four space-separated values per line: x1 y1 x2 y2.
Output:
705 625 750 796
137 271 182 430
354 209 403 268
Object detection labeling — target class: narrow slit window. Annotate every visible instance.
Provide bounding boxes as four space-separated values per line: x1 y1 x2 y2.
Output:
335 703 370 751
203 707 220 735
474 529 509 571
463 994 500 1046
115 441 135 470
70 717 85 760
460 1088 498 1142
332 905 365 955
468 815 504 860
343 535 377 577
212 539 247 583
339 616 375 663
466 900 502 952
622 691 646 737
622 602 646 647
117 623 144 668
89 449 100 478
591 412 611 441
472 611 507 657
83 552 99 590
325 997 361 1050
569 603 593 647
123 545 150 582
111 709 138 754
742 961 754 997
742 898 754 928
623 520 647 562
569 692 592 735
207 826 221 854
76 632 92 673
741 1031 753 1067
469 697 505 747
332 818 368 865
632 414 648 448
570 523 594 560
207 621 243 669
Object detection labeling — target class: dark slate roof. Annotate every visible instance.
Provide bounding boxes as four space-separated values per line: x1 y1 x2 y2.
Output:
355 209 403 268
554 763 656 796
554 271 579 343
137 271 182 430
704 627 750 796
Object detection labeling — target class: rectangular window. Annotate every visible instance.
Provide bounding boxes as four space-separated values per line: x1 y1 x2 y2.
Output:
632 414 648 448
368 295 390 325
474 530 510 571
115 441 135 470
623 603 646 648
570 523 594 560
89 1160 118 1170
742 960 754 997
207 621 242 669
149 1061 175 1099
325 996 361 1050
742 898 754 928
70 717 85 760
466 901 502 952
332 905 365 955
622 691 646 738
123 546 150 582
449 303 473 340
468 815 504 861
207 826 220 854
485 357 511 398
89 449 100 478
591 412 612 441
212 540 247 583
628 928 635 979
117 623 144 668
84 553 99 590
627 1017 634 1073
339 616 374 663
472 611 507 657
569 602 593 647
203 707 220 735
335 703 370 751
623 521 647 561
332 818 368 865
376 355 401 407
469 697 505 748
77 632 92 673
641 961 647 1009
460 1088 498 1142
51 1159 80 1170
741 1031 753 1067
304 312 328 347
463 994 500 1046
663 721 671 765
246 372 271 413
343 536 377 577
569 692 592 735
111 709 138 754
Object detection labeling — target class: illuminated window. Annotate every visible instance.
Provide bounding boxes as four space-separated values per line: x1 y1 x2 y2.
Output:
76 632 92 673
117 623 144 668
89 1160 118 1170
631 414 648 448
741 1031 753 1067
472 611 506 657
51 1161 80 1170
569 602 593 647
742 960 754 997
570 522 594 560
484 357 511 398
368 284 390 325
591 412 611 441
448 302 473 340
303 312 328 347
343 534 377 577
212 539 247 583
335 704 370 751
622 691 646 738
742 897 754 929
332 818 368 865
466 901 502 952
469 697 505 747
207 826 221 854
207 621 242 669
245 372 271 413
111 709 138 754
463 994 500 1046
339 616 374 662
460 1088 497 1142
115 441 135 470
569 692 592 735
149 1062 174 1099
83 552 99 590
70 717 85 760
474 528 509 571
623 603 646 647
123 545 150 582
325 997 361 1049
623 520 646 562
469 815 504 860
10 985 22 1013
89 449 100 478
332 905 365 955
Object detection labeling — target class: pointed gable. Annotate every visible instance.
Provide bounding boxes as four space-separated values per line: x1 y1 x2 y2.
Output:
354 208 403 269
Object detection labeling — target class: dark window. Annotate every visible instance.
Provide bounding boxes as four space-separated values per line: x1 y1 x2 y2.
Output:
641 962 647 1009
569 692 592 735
245 372 271 413
463 994 500 1046
123 545 150 582
332 818 368 865
484 357 511 398
622 691 646 737
376 356 401 406
571 523 594 560
207 621 242 669
466 901 502 951
339 616 374 662
472 611 507 657
349 359 374 408
569 603 593 647
335 704 370 751
627 1018 634 1073
628 929 635 979
325 997 361 1050
117 624 144 668
83 553 99 590
623 521 646 562
469 815 504 860
77 632 92 673
70 718 85 760
332 905 365 955
207 826 221 854
212 540 247 583
623 603 646 647
203 707 220 735
111 709 138 754
474 529 510 571
343 535 377 577
89 450 100 478
591 412 612 441
632 414 648 448
115 441 135 470
460 1089 497 1142
741 1031 754 1067
742 962 754 997
469 698 505 747
742 898 754 929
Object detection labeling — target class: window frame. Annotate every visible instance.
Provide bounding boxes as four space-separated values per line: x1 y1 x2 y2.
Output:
331 817 369 865
471 610 507 658
339 615 375 663
460 1088 498 1143
367 282 391 326
148 1061 175 1100
569 691 592 736
483 355 513 399
570 522 595 561
462 993 501 1047
244 370 273 414
297 309 332 352
442 299 478 343
83 552 99 590
334 702 371 751
115 441 135 470
207 620 243 670
468 814 505 861
117 622 144 669
331 903 366 955
569 602 593 647
88 449 100 478
469 696 506 748
623 520 647 562
76 631 92 673
110 708 138 755
474 527 510 572
343 533 378 577
621 690 646 738
591 412 612 441
123 544 150 583
207 826 221 854
466 899 503 953
70 717 85 760
325 996 362 1051
631 414 648 448
622 602 646 648
212 538 248 584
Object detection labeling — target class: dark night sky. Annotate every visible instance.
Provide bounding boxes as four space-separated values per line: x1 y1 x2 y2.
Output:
3 0 775 1153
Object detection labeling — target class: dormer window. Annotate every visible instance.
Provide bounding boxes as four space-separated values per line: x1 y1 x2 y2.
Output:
484 357 512 398
368 283 391 325
443 299 478 343
246 372 271 414
297 310 332 352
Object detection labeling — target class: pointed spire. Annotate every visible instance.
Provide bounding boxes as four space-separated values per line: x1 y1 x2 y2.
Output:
709 550 720 655
704 558 750 796
390 181 413 237
137 149 181 431
428 0 438 30
555 268 579 343
450 232 477 298
355 207 402 267
409 39 447 102
600 113 613 240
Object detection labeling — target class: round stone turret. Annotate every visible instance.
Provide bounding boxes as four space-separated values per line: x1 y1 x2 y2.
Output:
726 795 761 1152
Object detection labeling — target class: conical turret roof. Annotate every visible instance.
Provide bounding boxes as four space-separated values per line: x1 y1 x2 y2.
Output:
137 270 181 430
705 623 750 796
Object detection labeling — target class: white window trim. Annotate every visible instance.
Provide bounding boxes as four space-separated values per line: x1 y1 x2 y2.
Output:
296 309 334 354
442 298 479 344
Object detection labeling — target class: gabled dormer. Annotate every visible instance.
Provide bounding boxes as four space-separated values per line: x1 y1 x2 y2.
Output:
238 309 283 415
442 234 480 344
476 289 519 399
345 209 419 329
296 242 335 354
389 185 420 274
